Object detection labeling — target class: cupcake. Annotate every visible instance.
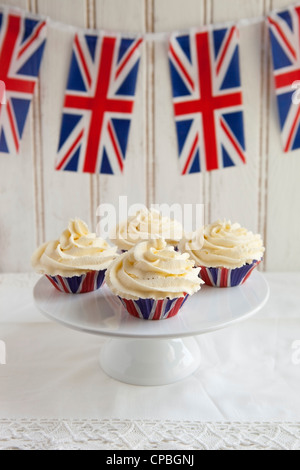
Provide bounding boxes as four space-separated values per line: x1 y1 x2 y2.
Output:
110 208 184 252
179 219 265 288
105 238 203 320
31 218 118 294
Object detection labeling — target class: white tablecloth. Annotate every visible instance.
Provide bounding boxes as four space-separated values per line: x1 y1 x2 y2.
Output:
0 272 300 450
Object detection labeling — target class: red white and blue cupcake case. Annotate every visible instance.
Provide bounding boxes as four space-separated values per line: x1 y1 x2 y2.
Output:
46 269 106 294
118 295 189 320
200 259 261 288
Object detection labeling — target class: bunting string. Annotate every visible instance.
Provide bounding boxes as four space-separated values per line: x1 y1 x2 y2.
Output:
0 2 300 175
2 1 300 40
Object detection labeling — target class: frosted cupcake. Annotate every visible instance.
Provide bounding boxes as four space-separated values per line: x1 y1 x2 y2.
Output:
110 208 184 252
105 238 203 320
179 220 265 288
31 219 118 294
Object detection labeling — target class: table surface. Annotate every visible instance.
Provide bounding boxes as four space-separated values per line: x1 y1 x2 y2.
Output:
1 271 300 450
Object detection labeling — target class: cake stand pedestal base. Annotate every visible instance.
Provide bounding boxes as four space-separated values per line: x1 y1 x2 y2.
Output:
99 337 201 386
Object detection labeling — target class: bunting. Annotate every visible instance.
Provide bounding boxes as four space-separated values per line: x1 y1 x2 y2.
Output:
55 33 143 174
0 2 299 173
268 6 300 152
169 26 246 174
0 10 47 154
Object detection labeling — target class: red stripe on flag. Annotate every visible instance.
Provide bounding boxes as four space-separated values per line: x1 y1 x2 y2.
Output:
182 133 198 175
64 94 134 114
169 43 194 91
284 104 300 152
174 92 242 117
74 34 92 88
17 21 46 59
56 129 84 170
64 95 93 110
268 17 297 60
0 15 21 79
196 32 219 171
216 27 236 75
115 38 143 79
83 37 116 173
220 117 246 164
107 121 124 172
0 15 36 94
6 100 19 152
5 78 35 94
275 69 300 89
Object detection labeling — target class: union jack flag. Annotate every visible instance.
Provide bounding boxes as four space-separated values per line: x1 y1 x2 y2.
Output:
46 270 105 294
268 7 300 152
200 260 260 288
56 33 143 174
118 295 189 320
0 10 47 154
169 26 246 174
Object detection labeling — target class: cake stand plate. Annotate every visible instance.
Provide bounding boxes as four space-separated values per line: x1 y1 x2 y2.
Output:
33 271 269 386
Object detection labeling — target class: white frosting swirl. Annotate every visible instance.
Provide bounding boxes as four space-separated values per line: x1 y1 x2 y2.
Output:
31 219 118 276
105 238 203 300
110 208 184 251
179 220 265 269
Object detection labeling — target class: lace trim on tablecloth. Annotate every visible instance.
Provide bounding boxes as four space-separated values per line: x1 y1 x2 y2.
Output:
0 419 300 450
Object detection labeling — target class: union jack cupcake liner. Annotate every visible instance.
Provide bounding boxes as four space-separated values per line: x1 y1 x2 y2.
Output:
45 269 106 294
118 295 189 320
199 259 261 288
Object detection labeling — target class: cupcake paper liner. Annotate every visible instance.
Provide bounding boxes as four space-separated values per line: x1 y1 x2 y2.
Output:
118 294 189 320
45 269 106 294
199 259 261 288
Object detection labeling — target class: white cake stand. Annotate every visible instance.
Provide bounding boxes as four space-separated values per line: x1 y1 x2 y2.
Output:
33 271 269 386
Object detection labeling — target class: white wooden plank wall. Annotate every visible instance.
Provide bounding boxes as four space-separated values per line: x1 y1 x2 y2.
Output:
0 0 300 272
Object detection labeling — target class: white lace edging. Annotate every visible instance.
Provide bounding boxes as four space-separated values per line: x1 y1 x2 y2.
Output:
1 419 300 450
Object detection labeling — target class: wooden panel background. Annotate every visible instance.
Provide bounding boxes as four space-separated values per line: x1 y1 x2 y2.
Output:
0 0 300 272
